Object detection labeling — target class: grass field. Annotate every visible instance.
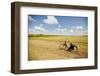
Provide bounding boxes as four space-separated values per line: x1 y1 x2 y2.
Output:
28 35 88 61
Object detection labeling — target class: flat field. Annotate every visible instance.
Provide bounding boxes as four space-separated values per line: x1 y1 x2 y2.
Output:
28 35 88 61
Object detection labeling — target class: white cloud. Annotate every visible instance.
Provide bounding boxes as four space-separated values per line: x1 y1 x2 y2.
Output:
56 28 67 32
76 26 83 30
69 25 88 35
70 29 74 32
71 25 83 30
43 16 58 24
70 25 83 32
28 16 37 22
34 26 46 32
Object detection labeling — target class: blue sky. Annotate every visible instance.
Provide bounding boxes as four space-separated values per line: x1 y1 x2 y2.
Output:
28 15 88 36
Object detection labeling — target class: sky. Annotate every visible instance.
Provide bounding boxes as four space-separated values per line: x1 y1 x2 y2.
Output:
28 15 88 36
